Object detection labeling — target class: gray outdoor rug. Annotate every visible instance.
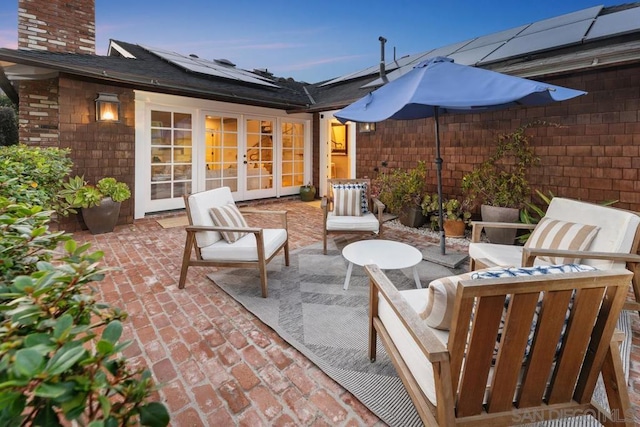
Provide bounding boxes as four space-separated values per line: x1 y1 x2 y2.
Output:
207 238 632 427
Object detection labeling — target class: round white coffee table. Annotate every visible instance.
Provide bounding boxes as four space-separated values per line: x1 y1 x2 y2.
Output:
341 240 423 290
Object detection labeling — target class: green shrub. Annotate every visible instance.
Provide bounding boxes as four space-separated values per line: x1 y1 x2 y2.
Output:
0 106 18 147
0 201 170 426
0 144 73 209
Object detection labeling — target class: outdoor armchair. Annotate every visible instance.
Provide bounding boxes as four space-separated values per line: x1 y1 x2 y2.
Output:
468 197 640 313
366 263 634 426
178 187 289 297
322 178 385 254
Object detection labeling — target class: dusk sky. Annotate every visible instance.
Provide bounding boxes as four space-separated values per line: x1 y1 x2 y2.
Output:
0 1 624 83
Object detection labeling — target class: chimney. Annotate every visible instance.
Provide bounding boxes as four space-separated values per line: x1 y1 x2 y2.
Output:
378 36 387 79
18 0 96 54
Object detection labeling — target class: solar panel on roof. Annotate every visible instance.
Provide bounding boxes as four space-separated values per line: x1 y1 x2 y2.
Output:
448 42 505 65
457 25 528 51
518 5 601 35
479 19 594 64
585 6 640 41
142 45 280 88
362 39 473 88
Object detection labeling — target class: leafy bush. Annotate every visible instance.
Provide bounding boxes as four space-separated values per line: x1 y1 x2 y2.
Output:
375 161 429 214
0 106 18 146
0 200 170 426
0 144 73 209
461 121 549 209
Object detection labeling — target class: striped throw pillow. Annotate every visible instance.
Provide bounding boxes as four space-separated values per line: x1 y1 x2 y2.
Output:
332 183 369 214
333 188 362 216
209 203 249 243
419 271 475 330
524 218 599 264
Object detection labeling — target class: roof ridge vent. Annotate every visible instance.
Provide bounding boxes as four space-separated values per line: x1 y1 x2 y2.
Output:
214 58 236 67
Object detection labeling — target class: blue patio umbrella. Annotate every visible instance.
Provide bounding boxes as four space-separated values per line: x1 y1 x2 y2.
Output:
335 57 586 255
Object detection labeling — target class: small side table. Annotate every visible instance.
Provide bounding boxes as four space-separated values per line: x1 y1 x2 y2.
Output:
341 240 423 290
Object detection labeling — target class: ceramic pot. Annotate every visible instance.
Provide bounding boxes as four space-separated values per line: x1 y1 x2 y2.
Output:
399 205 426 228
480 204 520 244
82 197 121 234
300 185 316 202
443 219 466 238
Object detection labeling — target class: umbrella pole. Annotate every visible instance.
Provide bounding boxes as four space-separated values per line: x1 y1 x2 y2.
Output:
434 107 446 255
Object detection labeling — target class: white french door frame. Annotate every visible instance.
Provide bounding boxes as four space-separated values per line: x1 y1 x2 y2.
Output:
134 91 312 219
318 110 357 198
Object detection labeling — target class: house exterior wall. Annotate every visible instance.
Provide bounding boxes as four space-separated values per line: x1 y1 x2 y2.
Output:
56 76 135 231
18 0 95 54
18 78 60 145
351 63 640 213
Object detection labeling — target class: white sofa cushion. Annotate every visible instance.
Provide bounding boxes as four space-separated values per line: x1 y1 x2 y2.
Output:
378 288 448 406
469 242 527 267
326 212 380 232
188 187 236 248
543 198 640 269
523 218 598 264
200 228 287 262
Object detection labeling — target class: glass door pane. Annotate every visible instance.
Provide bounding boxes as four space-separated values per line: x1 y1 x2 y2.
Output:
246 119 273 191
205 115 239 192
150 111 192 201
281 122 305 188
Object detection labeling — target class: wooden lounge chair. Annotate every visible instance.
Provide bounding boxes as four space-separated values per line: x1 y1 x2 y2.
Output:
322 178 385 254
468 197 640 314
366 263 633 426
178 187 289 297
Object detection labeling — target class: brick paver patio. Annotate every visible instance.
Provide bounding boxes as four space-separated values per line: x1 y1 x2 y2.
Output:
69 199 640 426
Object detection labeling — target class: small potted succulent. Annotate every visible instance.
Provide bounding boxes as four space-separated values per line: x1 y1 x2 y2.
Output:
60 176 131 234
423 195 471 237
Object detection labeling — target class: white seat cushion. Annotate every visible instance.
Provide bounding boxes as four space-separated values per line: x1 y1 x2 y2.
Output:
200 228 287 262
378 288 448 406
326 211 380 232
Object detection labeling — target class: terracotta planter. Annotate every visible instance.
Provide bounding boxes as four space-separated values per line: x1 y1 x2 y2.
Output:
398 205 426 228
443 219 466 238
480 204 520 244
81 197 121 234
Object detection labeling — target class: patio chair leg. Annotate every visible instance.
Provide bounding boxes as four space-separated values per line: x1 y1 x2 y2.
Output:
258 260 268 298
178 233 195 289
284 241 290 266
323 232 328 255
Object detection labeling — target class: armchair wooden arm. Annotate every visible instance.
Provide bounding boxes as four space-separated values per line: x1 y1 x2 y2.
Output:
470 221 536 243
521 248 640 267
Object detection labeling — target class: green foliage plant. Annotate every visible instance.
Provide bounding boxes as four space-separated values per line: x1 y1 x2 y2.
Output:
0 144 73 209
59 176 131 214
461 121 550 209
422 194 472 230
0 199 169 426
376 161 429 214
0 106 18 146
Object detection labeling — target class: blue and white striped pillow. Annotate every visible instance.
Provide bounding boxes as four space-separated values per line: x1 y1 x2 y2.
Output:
332 183 369 214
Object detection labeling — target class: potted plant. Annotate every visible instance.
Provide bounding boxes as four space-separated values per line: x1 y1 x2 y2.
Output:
461 121 546 243
60 176 131 234
300 181 316 202
377 161 429 227
422 195 471 237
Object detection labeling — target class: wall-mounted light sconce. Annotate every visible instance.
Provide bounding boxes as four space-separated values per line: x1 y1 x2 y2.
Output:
95 92 120 122
358 122 376 133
